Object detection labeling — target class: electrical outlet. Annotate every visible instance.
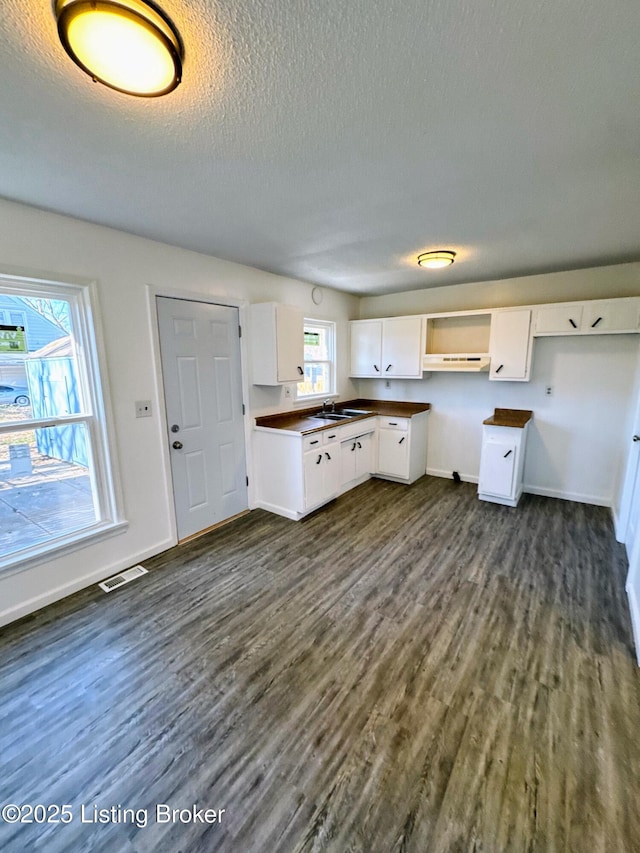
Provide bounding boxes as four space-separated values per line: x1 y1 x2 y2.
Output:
545 386 553 396
284 385 292 399
135 400 152 418
385 380 391 389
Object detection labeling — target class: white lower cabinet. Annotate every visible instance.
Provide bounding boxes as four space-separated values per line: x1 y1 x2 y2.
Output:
478 423 529 507
375 412 429 484
341 431 374 489
254 412 427 519
304 440 341 509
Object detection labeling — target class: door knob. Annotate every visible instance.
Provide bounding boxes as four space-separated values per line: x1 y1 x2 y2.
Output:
633 435 640 442
172 441 183 450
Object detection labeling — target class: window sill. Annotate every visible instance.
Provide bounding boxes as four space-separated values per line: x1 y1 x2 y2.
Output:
0 519 129 578
294 392 339 406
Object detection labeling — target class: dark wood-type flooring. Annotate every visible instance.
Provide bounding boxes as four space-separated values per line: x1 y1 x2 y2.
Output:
2 477 639 852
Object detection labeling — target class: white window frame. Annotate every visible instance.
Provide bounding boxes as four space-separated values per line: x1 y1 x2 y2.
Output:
296 318 337 402
0 272 125 574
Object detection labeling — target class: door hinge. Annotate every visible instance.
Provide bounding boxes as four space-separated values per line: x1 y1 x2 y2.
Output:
242 403 245 415
238 325 242 338
246 475 249 486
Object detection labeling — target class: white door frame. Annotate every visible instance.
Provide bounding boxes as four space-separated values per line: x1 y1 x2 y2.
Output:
146 285 255 545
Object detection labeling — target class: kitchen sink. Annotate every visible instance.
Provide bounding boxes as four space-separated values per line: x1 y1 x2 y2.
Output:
313 412 352 420
335 408 373 416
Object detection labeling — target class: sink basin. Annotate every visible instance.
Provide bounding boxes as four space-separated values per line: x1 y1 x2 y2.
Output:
313 412 352 420
335 408 373 416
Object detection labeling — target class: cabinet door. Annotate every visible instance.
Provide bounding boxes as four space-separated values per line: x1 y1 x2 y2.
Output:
534 304 583 335
355 433 373 479
489 309 532 381
341 439 358 487
377 428 410 479
303 449 326 508
350 321 382 377
583 299 640 334
276 304 304 382
382 317 423 377
323 447 341 498
478 439 517 498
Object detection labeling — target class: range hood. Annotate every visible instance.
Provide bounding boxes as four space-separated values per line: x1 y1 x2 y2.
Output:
423 353 491 372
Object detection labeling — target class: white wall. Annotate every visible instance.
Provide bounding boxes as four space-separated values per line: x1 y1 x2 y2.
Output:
359 263 640 507
0 198 359 625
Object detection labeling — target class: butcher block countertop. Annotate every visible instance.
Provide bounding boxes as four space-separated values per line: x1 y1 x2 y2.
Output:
483 408 533 429
255 398 431 435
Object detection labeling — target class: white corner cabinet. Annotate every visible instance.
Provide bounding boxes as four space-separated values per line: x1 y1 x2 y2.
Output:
254 418 377 520
250 302 304 385
253 410 428 519
533 298 640 336
349 316 425 378
478 413 531 507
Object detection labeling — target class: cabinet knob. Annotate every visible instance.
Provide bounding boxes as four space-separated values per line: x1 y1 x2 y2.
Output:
351 442 356 451
373 364 380 372
325 452 332 461
495 364 504 374
297 366 304 375
357 441 362 449
503 449 512 457
398 436 405 444
316 454 322 464
569 318 577 328
633 435 640 443
385 364 392 372
591 317 603 328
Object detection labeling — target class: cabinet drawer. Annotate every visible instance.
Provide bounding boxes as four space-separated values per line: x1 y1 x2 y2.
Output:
378 416 409 431
302 434 323 451
322 429 342 445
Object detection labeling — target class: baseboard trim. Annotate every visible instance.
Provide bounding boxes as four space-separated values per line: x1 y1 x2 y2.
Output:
523 484 611 507
253 500 300 521
427 468 479 484
0 537 176 628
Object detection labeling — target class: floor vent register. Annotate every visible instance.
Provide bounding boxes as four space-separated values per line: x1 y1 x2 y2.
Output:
99 565 148 593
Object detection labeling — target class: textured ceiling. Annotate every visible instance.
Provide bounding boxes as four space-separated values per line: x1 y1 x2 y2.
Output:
0 0 638 295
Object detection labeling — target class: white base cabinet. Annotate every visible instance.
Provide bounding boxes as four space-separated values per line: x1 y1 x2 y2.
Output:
254 412 428 519
375 411 429 484
254 418 377 520
478 423 529 507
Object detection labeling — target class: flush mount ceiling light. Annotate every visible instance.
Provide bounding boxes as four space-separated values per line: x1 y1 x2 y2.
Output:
55 0 183 97
417 251 456 269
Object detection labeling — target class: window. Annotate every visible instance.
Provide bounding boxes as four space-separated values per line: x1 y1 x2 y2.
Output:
0 275 122 570
296 319 336 399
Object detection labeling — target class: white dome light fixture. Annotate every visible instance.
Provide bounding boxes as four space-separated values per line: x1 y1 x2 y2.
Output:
55 0 183 97
417 250 456 269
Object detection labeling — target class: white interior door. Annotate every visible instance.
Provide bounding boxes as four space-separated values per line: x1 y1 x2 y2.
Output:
157 297 248 540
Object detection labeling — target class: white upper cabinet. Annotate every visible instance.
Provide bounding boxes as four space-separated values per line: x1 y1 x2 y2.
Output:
381 316 424 377
489 309 532 381
534 304 584 335
581 298 640 334
350 316 424 378
250 303 304 385
349 320 383 377
533 298 640 336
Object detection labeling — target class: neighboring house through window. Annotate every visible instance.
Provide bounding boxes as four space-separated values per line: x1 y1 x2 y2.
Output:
297 319 336 399
0 276 123 571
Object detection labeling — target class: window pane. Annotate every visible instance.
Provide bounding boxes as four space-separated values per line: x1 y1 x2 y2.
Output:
297 363 330 396
0 295 77 424
303 325 328 360
0 424 98 557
